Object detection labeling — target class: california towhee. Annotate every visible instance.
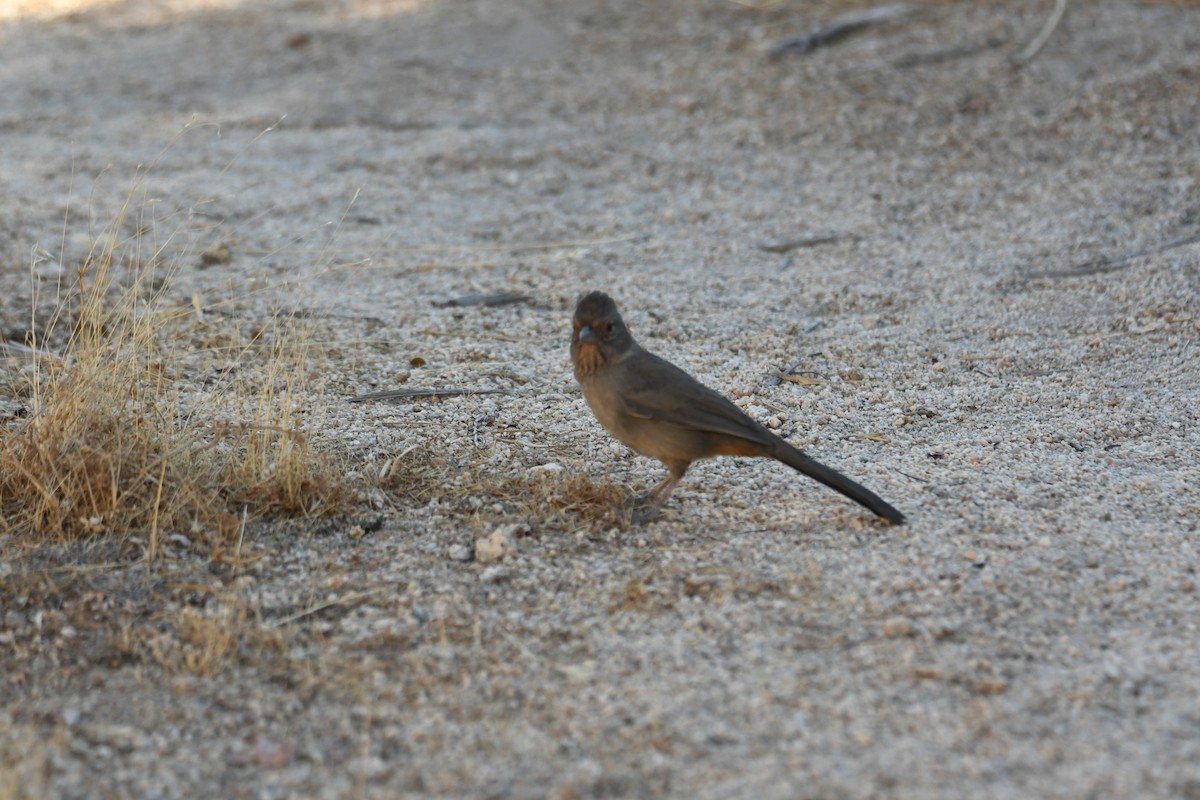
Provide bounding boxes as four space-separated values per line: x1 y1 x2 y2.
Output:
570 291 905 524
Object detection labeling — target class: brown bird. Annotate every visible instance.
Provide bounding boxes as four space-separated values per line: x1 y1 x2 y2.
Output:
570 291 905 524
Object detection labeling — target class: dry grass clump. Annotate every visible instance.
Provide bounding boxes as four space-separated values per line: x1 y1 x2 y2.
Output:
0 377 206 541
205 323 350 520
371 444 630 530
373 443 457 506
0 180 351 553
0 227 221 547
123 604 288 678
484 470 630 529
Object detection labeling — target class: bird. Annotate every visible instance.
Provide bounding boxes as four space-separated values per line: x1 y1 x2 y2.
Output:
570 291 905 524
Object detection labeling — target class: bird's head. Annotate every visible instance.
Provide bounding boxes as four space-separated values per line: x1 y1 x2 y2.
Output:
571 291 633 375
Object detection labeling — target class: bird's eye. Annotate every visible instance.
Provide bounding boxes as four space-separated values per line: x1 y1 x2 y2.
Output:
602 321 613 334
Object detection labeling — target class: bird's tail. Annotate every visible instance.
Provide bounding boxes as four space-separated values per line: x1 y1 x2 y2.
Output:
771 439 905 524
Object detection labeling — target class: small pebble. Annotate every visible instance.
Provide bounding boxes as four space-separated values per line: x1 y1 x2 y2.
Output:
476 524 526 563
479 566 510 584
448 544 474 562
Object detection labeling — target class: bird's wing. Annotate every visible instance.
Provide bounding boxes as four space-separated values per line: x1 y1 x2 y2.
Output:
618 352 775 444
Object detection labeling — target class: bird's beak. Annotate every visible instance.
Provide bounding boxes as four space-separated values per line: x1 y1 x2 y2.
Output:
578 324 595 343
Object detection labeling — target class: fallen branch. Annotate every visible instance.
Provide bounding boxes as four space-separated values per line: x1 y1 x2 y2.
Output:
416 328 524 343
758 234 857 253
349 387 508 403
435 292 530 308
769 4 916 59
266 588 384 629
244 232 641 258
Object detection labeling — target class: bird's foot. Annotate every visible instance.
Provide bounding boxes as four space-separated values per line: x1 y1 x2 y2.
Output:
629 505 664 525
624 491 655 509
620 476 678 524
623 491 671 524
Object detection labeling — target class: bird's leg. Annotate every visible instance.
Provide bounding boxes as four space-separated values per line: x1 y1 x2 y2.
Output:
629 474 680 523
626 474 673 507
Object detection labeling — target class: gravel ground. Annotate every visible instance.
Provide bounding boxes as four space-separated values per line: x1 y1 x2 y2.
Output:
2 0 1199 798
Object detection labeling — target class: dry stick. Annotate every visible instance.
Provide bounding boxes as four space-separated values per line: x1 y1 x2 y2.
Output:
349 387 508 403
242 233 640 258
769 4 916 58
231 507 250 578
1013 0 1068 67
897 469 931 484
435 292 530 308
265 588 384 630
776 373 825 386
758 234 855 254
49 561 130 575
415 328 524 343
149 454 169 561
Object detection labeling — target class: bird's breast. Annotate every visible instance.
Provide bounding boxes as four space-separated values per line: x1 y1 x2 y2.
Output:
572 341 605 379
578 369 626 435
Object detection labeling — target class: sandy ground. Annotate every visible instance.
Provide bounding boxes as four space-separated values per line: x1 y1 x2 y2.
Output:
2 0 1199 797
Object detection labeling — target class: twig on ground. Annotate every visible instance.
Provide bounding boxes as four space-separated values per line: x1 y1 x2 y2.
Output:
245 233 641 258
768 4 916 59
758 234 857 253
416 328 524 343
776 373 825 386
265 588 384 629
897 469 930 484
349 387 508 403
435 292 531 308
767 356 827 387
1013 0 1068 67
